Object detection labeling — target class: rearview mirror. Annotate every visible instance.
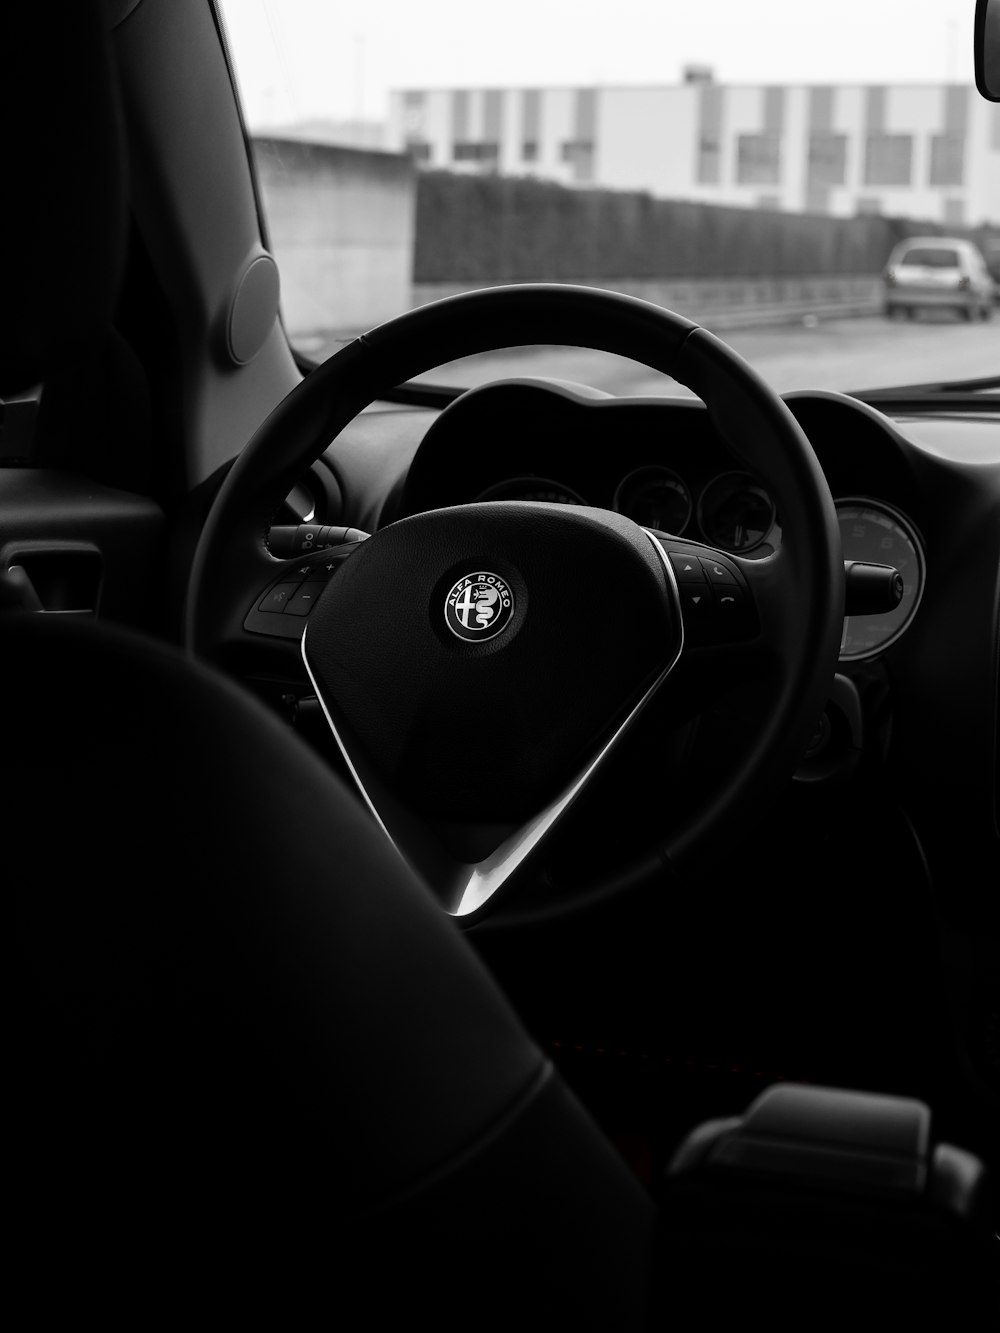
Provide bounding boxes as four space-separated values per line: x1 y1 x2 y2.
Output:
975 0 1000 99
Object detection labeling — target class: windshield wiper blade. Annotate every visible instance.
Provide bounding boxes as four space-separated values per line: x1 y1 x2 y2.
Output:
854 374 1000 400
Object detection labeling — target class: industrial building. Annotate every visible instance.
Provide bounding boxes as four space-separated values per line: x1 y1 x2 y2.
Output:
389 79 1000 224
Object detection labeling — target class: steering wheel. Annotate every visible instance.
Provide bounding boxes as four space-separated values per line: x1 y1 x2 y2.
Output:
186 285 844 923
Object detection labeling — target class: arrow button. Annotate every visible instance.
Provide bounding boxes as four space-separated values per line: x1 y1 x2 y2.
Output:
668 551 708 582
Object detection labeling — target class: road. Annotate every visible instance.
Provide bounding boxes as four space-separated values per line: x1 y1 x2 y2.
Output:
402 309 999 398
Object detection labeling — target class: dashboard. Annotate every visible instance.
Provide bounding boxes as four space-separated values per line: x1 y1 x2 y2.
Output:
302 374 999 853
299 377 999 800
299 377 998 851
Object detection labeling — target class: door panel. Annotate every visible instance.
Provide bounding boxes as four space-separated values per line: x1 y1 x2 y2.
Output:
0 470 164 627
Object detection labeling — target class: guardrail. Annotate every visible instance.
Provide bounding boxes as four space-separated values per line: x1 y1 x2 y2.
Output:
412 275 884 330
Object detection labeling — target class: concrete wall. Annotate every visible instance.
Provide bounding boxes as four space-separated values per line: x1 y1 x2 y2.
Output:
252 138 415 339
413 170 909 283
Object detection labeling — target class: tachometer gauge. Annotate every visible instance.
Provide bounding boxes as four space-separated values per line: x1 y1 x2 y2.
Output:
697 472 775 552
613 465 691 534
474 476 587 505
837 499 925 660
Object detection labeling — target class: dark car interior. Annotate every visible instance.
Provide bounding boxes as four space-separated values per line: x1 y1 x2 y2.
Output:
6 1 998 1323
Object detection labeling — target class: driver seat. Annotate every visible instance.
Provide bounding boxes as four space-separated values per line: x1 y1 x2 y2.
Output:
5 4 656 1325
9 613 657 1324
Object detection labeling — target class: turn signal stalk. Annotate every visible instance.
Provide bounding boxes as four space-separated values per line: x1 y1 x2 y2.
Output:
843 561 904 615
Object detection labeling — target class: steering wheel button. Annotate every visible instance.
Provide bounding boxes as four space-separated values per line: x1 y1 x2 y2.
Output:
710 585 755 638
258 582 300 614
668 551 707 581
679 586 713 618
713 585 746 610
285 586 322 616
699 556 738 584
305 559 344 581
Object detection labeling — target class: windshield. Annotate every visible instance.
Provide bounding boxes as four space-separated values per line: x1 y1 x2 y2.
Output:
218 0 1000 396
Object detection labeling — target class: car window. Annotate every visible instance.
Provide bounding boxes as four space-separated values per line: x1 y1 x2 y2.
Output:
897 247 962 267
217 0 1000 393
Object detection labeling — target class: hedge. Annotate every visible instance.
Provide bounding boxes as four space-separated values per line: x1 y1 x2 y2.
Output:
414 170 999 282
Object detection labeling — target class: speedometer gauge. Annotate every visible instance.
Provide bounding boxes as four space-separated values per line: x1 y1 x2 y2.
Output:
837 499 925 660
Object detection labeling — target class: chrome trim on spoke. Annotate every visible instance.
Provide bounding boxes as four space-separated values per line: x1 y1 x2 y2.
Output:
302 528 683 918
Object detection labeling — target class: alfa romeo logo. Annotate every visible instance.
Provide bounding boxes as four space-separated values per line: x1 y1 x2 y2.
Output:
444 571 514 642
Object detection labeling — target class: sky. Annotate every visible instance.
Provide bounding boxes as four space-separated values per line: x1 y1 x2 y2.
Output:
219 0 979 128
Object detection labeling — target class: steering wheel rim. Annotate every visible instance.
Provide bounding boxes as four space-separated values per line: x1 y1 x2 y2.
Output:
186 284 844 921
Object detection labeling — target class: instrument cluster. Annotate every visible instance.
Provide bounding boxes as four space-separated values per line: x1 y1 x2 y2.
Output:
473 464 781 558
398 382 932 664
472 472 926 660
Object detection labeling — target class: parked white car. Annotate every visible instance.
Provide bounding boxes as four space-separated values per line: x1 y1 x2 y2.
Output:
883 236 996 321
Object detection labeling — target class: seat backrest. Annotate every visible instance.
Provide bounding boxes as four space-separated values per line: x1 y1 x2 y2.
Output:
9 611 656 1324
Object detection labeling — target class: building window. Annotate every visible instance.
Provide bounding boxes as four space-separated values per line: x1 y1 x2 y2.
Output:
697 85 723 185
522 89 542 163
403 90 425 108
560 139 595 182
756 195 781 210
929 135 965 187
943 198 965 224
452 141 499 163
697 137 721 185
807 133 847 186
855 197 882 215
405 139 432 163
863 134 912 186
736 133 781 185
560 139 593 163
